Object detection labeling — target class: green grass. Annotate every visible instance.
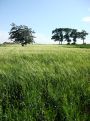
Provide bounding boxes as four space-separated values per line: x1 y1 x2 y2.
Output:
62 44 90 49
0 45 90 121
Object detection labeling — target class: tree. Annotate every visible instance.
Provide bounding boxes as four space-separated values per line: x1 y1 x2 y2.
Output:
79 30 88 44
9 23 35 46
51 28 88 45
64 28 72 44
51 28 64 44
70 29 79 44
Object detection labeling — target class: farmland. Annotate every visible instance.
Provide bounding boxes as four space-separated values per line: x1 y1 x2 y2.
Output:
0 44 90 121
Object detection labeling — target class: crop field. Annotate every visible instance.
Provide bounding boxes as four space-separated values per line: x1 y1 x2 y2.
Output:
0 44 90 121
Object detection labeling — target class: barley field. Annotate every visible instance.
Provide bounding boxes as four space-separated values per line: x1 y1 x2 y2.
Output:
0 44 90 121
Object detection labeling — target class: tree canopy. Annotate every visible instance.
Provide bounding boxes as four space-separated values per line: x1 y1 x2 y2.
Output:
9 23 35 46
51 28 88 44
79 30 88 44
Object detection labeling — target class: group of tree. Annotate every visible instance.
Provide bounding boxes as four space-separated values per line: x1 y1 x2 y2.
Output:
51 28 88 45
9 23 35 46
9 24 89 46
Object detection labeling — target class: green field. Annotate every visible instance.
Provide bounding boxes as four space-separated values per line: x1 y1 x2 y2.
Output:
0 45 90 121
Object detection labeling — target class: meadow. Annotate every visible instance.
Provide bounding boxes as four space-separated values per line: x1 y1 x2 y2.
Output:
0 44 90 121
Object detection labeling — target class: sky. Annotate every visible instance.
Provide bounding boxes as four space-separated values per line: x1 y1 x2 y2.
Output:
0 0 90 44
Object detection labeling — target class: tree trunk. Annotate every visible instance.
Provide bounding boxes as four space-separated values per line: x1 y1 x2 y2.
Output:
83 39 84 44
59 40 60 45
61 41 62 45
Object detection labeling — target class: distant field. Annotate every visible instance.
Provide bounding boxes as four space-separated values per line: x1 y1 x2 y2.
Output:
0 45 90 121
62 44 90 49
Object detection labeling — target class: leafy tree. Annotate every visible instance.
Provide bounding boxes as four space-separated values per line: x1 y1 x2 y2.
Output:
9 23 35 46
79 30 88 44
70 29 79 44
64 28 72 44
51 28 88 45
51 28 64 44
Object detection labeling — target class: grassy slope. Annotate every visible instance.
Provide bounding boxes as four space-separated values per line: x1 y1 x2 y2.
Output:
0 45 90 121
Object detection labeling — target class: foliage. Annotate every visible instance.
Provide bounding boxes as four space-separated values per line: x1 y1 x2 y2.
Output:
51 28 88 44
9 23 35 46
63 28 72 44
79 30 88 44
0 45 90 121
70 29 78 44
51 28 64 44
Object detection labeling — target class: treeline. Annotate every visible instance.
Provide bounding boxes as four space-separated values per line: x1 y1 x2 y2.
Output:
51 28 88 45
8 23 89 46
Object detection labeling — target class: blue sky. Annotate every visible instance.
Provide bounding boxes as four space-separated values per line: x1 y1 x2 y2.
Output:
0 0 90 44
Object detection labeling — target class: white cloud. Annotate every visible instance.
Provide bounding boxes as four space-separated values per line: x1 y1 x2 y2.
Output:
88 8 90 12
0 31 89 44
34 33 54 44
0 31 56 44
0 31 9 43
85 34 90 44
34 32 90 44
82 16 90 22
